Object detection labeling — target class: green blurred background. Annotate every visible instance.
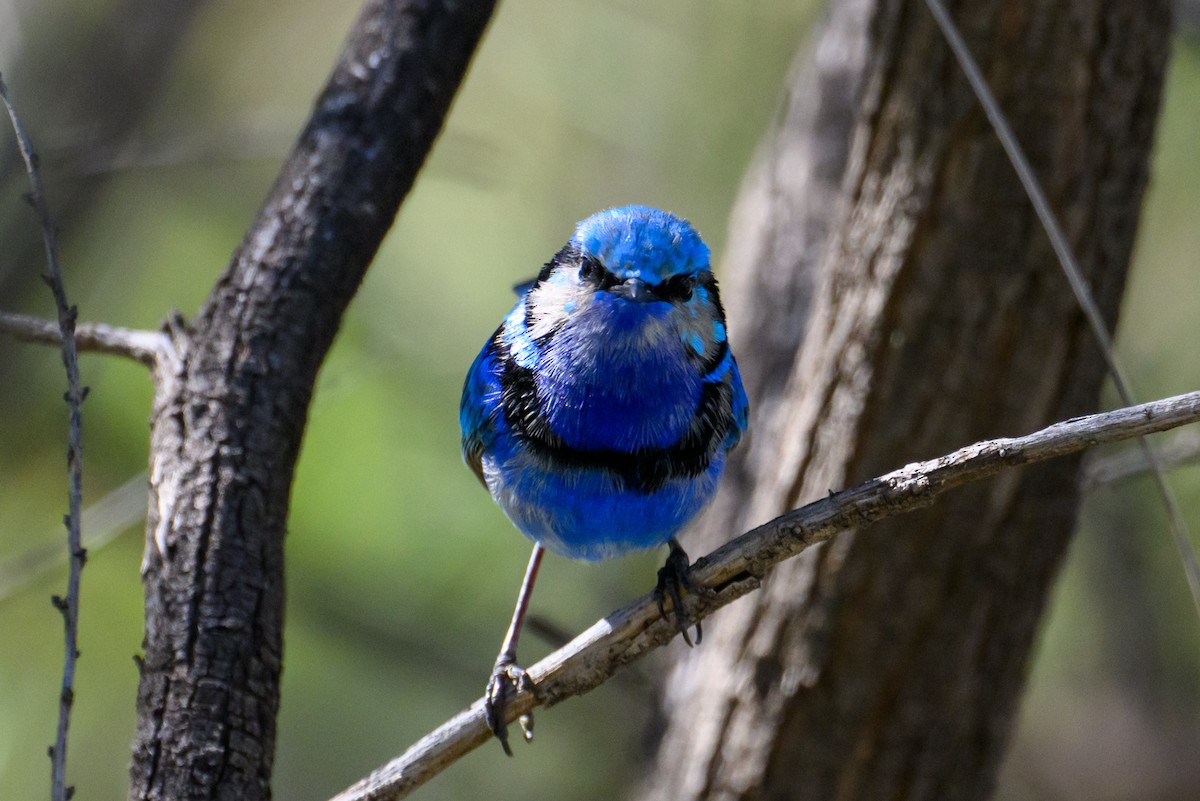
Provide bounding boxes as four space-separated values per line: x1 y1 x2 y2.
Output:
0 2 1197 799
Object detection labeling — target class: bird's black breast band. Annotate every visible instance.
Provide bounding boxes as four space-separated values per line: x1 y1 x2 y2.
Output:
491 331 733 494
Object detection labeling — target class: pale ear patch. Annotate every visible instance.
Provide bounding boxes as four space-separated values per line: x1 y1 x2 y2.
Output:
527 275 593 341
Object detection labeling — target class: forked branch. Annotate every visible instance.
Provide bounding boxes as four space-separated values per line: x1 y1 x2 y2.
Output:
331 389 1200 801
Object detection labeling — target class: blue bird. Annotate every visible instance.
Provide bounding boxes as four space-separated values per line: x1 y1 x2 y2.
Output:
460 205 749 754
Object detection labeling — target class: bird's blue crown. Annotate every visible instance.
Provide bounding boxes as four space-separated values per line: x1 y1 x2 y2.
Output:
571 205 710 283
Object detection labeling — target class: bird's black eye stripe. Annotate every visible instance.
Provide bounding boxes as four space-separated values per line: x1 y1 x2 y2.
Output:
578 255 618 290
578 257 598 282
535 243 580 285
657 273 696 302
535 244 621 291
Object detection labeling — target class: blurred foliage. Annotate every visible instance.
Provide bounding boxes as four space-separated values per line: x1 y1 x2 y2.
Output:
0 2 1197 801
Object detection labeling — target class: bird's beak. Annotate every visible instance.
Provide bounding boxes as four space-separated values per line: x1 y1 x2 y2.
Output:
611 277 654 303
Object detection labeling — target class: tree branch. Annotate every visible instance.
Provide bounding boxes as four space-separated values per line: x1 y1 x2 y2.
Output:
0 311 166 367
0 72 87 801
330 389 1200 801
128 2 498 799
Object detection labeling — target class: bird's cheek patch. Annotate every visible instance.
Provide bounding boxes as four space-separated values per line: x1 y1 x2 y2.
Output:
527 282 591 341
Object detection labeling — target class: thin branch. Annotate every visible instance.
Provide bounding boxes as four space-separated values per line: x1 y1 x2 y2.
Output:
0 72 86 801
330 389 1200 801
1082 427 1200 491
0 311 165 367
921 0 1200 624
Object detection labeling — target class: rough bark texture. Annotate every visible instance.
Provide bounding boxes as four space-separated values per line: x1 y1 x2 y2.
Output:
638 2 1172 800
710 0 875 562
129 2 495 800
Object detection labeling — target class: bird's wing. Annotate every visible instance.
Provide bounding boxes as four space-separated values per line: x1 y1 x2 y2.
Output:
459 333 503 489
724 356 749 452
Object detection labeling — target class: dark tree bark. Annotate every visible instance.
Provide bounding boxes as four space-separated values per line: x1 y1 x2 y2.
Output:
638 2 1172 800
128 2 495 800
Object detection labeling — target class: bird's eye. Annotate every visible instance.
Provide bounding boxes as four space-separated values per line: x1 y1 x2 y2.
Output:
579 258 616 289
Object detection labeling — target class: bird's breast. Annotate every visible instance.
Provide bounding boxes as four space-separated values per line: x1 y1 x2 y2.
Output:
534 313 700 453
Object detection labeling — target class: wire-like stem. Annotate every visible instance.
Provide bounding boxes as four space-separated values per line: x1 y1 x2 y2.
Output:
921 0 1200 623
0 73 87 801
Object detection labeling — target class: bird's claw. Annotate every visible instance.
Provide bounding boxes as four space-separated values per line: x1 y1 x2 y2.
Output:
654 541 703 646
485 659 535 756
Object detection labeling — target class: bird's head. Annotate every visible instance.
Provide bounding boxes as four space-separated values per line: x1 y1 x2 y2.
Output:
521 206 724 352
570 205 710 300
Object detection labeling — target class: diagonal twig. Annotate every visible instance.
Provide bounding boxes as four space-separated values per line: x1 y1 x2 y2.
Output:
0 310 166 366
0 72 87 801
330 389 1200 801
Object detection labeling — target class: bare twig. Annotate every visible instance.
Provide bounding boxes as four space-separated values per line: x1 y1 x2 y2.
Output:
0 311 165 366
922 0 1200 625
330 389 1200 801
0 73 86 801
1082 428 1200 490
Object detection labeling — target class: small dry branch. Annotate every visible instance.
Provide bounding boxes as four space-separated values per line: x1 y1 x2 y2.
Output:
331 389 1200 801
0 311 166 367
1 72 87 801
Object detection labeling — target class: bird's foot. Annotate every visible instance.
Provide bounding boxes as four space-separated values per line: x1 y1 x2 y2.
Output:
654 539 703 646
485 657 535 756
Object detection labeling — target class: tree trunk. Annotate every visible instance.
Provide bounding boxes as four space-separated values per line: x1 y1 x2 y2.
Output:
127 2 495 799
637 1 1171 800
